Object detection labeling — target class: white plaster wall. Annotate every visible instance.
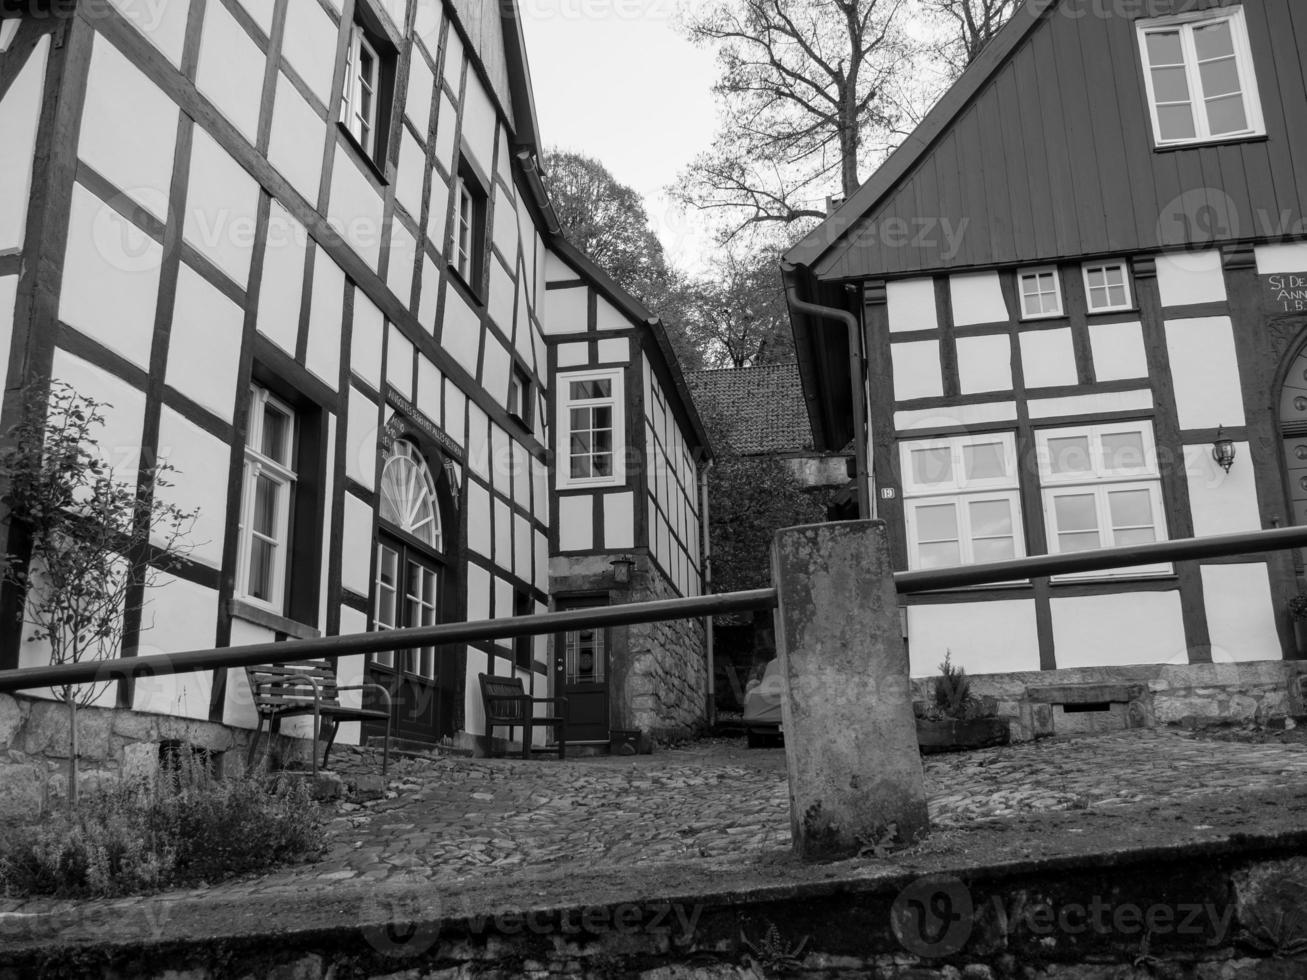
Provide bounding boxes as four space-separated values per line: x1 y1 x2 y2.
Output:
416 357 442 424
460 75 496 175
395 128 425 220
132 576 219 721
0 35 48 252
597 338 628 363
341 492 374 596
1019 328 1077 389
1255 243 1307 275
318 412 337 631
886 278 937 333
1201 563 1282 663
463 648 487 737
1156 251 1226 307
416 255 438 326
405 50 435 132
166 263 243 421
493 498 511 570
444 384 467 448
514 513 531 579
268 72 326 206
1184 442 1261 537
442 27 464 89
387 221 418 306
890 341 943 400
234 0 275 36
558 495 593 551
305 249 345 389
467 480 491 557
1088 321 1149 381
79 36 175 222
387 324 414 398
1051 592 1187 668
543 284 587 335
492 186 518 265
256 201 306 354
442 287 482 377
1028 389 1153 419
59 183 161 371
488 259 514 338
280 0 338 105
327 146 384 270
466 403 490 479
481 336 510 406
557 343 587 367
1165 317 1245 429
195 0 264 145
350 289 384 388
107 0 189 67
949 272 1008 326
427 168 449 250
466 563 491 621
345 386 378 490
433 92 457 176
50 347 146 480
184 127 258 287
222 617 277 729
595 296 627 332
604 492 634 549
333 607 369 746
956 334 1012 394
154 407 229 569
534 530 548 586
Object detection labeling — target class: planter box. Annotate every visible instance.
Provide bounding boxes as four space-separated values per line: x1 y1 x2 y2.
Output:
916 717 1011 755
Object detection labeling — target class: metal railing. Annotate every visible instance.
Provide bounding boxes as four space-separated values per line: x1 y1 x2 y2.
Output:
2 525 1307 695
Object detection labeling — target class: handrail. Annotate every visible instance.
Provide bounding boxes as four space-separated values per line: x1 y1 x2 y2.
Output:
3 525 1307 694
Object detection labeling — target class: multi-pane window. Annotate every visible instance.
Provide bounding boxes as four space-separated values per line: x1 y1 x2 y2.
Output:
1019 267 1063 319
379 440 442 549
454 165 487 291
344 25 380 157
1083 262 1132 313
1138 8 1264 146
238 388 297 611
901 433 1024 570
559 369 624 487
508 365 533 431
1036 422 1170 577
565 624 605 685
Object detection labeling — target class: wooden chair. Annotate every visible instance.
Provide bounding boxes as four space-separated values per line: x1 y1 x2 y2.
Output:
478 673 568 759
245 660 392 776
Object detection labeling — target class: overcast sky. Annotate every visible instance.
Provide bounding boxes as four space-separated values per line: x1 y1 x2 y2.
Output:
518 1 722 272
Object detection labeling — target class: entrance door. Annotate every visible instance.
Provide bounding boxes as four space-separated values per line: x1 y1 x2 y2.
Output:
554 597 610 744
366 540 441 741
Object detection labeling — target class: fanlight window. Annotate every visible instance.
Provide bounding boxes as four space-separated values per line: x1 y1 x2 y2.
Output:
379 441 442 549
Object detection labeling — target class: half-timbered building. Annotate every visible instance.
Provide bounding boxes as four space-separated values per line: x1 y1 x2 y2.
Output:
784 0 1307 716
0 0 708 757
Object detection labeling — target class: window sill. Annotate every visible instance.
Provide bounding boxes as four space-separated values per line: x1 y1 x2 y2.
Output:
336 122 389 186
228 599 321 640
1152 133 1267 153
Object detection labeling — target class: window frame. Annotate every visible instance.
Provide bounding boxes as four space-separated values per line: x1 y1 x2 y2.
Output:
452 161 488 296
1035 421 1171 579
557 367 625 490
344 25 381 158
1018 266 1064 320
1136 7 1265 149
237 387 299 614
508 363 534 433
1082 261 1134 313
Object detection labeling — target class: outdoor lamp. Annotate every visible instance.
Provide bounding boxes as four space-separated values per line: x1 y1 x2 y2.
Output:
610 555 635 585
1212 426 1236 474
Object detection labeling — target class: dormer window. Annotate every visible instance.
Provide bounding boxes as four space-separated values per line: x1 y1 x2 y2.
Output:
341 8 395 166
1137 8 1264 148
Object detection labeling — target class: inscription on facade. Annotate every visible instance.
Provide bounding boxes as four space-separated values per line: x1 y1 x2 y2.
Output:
1265 274 1307 313
383 394 464 463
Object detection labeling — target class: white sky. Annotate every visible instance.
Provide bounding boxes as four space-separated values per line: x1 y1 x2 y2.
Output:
518 1 722 272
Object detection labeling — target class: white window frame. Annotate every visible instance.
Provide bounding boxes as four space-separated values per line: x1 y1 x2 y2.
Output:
455 178 475 281
1082 261 1134 313
899 432 1026 573
1018 267 1063 320
344 24 381 158
556 367 625 489
1035 421 1170 579
1137 7 1265 148
237 387 298 613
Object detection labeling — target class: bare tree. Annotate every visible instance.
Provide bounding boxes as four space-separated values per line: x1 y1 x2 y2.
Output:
674 0 918 239
0 381 197 806
925 0 1020 71
689 243 796 368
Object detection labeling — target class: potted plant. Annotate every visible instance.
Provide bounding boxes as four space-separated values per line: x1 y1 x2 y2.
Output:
1287 594 1307 659
914 653 1011 754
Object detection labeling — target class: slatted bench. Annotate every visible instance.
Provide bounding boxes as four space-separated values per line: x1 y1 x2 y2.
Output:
478 673 568 759
245 660 392 776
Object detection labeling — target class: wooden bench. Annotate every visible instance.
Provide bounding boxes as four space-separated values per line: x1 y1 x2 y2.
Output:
478 673 568 759
245 660 392 776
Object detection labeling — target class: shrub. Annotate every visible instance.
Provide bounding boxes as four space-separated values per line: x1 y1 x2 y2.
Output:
932 652 976 721
0 758 324 898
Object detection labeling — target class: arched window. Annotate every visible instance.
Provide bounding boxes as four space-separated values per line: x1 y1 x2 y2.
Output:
378 440 442 550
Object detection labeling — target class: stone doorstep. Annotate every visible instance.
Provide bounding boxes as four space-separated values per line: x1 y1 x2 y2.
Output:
1024 683 1147 704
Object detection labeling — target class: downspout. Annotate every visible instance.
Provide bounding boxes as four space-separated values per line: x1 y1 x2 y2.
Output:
784 282 873 519
699 459 715 727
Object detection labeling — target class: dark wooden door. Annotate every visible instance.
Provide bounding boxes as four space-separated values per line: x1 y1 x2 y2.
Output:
364 539 442 742
554 597 610 744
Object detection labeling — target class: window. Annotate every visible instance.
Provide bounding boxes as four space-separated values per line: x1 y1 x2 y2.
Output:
238 388 298 612
558 369 624 488
508 364 533 432
378 439 442 548
900 433 1025 571
1036 422 1170 578
1083 261 1133 313
1019 267 1063 319
342 12 395 164
453 163 487 292
1138 8 1264 147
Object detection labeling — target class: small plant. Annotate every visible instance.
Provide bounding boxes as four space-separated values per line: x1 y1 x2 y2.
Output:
1288 594 1307 621
932 651 976 720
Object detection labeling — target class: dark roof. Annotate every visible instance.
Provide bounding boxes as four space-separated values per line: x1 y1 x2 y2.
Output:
685 363 815 456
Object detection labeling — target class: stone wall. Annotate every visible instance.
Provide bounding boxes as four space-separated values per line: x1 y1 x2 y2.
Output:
0 692 314 820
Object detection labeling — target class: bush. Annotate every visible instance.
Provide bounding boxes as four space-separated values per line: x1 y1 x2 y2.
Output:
0 757 325 898
931 652 977 721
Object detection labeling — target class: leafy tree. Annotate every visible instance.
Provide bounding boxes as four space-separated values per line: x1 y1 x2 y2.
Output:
690 242 796 368
925 0 1020 71
675 0 919 239
0 381 197 806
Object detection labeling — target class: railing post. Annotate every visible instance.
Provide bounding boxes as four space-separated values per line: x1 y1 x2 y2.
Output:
771 520 929 860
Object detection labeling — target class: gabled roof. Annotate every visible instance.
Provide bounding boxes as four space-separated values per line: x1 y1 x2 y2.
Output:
685 363 815 456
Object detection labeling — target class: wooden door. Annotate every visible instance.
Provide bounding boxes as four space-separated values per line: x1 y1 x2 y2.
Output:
554 597 610 744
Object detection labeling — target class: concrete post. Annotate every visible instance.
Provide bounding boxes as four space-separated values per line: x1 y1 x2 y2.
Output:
771 520 928 860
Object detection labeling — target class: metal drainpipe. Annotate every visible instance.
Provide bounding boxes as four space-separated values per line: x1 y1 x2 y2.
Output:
699 459 715 727
785 288 872 518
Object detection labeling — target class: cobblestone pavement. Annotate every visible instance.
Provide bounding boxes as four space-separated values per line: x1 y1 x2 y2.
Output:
225 728 1307 894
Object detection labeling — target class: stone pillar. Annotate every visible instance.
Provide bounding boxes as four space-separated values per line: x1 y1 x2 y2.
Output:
771 520 928 860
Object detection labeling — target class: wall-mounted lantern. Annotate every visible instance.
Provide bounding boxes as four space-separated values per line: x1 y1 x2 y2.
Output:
610 555 636 586
1212 425 1236 474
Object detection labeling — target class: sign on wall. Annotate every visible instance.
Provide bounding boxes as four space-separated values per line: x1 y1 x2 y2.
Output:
1264 274 1307 314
